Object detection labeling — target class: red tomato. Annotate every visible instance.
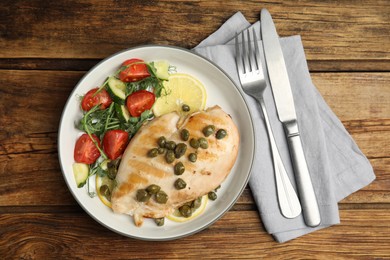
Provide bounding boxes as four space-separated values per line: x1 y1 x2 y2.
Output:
119 58 151 82
74 134 101 164
81 88 112 111
103 130 129 160
126 90 155 117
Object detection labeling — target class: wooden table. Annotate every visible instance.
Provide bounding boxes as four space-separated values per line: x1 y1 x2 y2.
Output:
1 1 389 258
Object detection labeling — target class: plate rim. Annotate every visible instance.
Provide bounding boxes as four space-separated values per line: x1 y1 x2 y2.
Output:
58 44 256 241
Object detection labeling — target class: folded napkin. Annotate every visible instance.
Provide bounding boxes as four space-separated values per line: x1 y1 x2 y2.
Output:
193 12 376 242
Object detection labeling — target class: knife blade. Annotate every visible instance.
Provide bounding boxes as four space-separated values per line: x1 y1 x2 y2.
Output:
260 8 321 227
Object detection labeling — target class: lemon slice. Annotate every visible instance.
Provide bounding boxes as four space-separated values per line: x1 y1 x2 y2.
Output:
167 195 208 222
96 174 115 208
153 73 207 117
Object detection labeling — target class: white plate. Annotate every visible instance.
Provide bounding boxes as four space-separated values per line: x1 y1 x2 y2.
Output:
58 45 255 240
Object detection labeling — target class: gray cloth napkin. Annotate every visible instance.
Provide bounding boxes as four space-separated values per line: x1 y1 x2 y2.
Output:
193 12 376 242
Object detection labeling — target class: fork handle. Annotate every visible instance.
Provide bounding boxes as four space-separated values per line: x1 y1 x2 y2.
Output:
257 98 301 219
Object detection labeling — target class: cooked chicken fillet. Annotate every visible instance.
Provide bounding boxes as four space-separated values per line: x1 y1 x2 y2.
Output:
111 105 239 226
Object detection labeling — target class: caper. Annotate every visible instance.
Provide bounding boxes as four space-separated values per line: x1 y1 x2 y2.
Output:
107 159 119 168
214 185 221 191
179 205 192 218
165 141 176 150
208 191 217 201
183 201 192 207
154 217 165 226
157 136 166 148
182 104 190 112
216 129 227 139
198 137 208 149
157 147 166 154
107 166 117 179
174 162 185 175
136 189 151 202
174 178 187 190
100 185 111 202
165 150 175 163
180 129 190 141
174 143 187 158
146 184 161 194
189 138 200 149
191 197 202 209
147 148 159 158
108 159 120 169
202 125 215 137
155 190 168 204
188 153 197 163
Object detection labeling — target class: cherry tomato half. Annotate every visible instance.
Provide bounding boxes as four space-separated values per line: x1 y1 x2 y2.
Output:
74 134 101 164
126 90 155 117
119 58 151 82
103 130 129 160
81 88 113 111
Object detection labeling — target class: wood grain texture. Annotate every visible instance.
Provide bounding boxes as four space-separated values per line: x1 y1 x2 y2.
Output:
0 0 389 257
0 70 388 206
0 210 389 259
1 0 389 67
1 58 390 72
313 73 390 121
1 71 388 145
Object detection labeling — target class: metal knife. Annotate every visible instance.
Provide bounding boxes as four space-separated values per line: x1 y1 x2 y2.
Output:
260 8 321 227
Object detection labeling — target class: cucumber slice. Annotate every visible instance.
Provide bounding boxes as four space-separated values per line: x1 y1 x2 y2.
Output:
73 163 89 188
154 60 170 80
107 76 127 104
114 103 130 122
100 159 110 171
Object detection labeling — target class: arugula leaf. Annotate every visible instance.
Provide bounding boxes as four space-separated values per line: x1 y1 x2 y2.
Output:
80 103 120 139
79 103 122 160
125 76 159 96
122 62 167 97
123 109 153 137
147 62 166 97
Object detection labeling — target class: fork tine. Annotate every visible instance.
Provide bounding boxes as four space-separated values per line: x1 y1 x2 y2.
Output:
241 30 249 74
252 28 261 71
246 29 254 72
235 33 244 76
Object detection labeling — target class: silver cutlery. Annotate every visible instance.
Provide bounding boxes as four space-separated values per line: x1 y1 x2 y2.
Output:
235 28 302 219
260 8 321 227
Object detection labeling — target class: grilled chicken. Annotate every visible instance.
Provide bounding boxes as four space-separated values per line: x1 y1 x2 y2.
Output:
111 105 239 226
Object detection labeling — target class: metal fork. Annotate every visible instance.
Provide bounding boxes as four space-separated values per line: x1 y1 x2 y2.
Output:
235 28 301 218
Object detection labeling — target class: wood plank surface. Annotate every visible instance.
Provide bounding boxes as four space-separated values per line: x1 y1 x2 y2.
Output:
1 58 389 72
1 0 389 69
0 0 389 258
0 210 389 259
1 71 388 144
0 70 388 206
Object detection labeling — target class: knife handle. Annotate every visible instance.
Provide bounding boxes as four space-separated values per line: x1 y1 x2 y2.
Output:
285 121 321 227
